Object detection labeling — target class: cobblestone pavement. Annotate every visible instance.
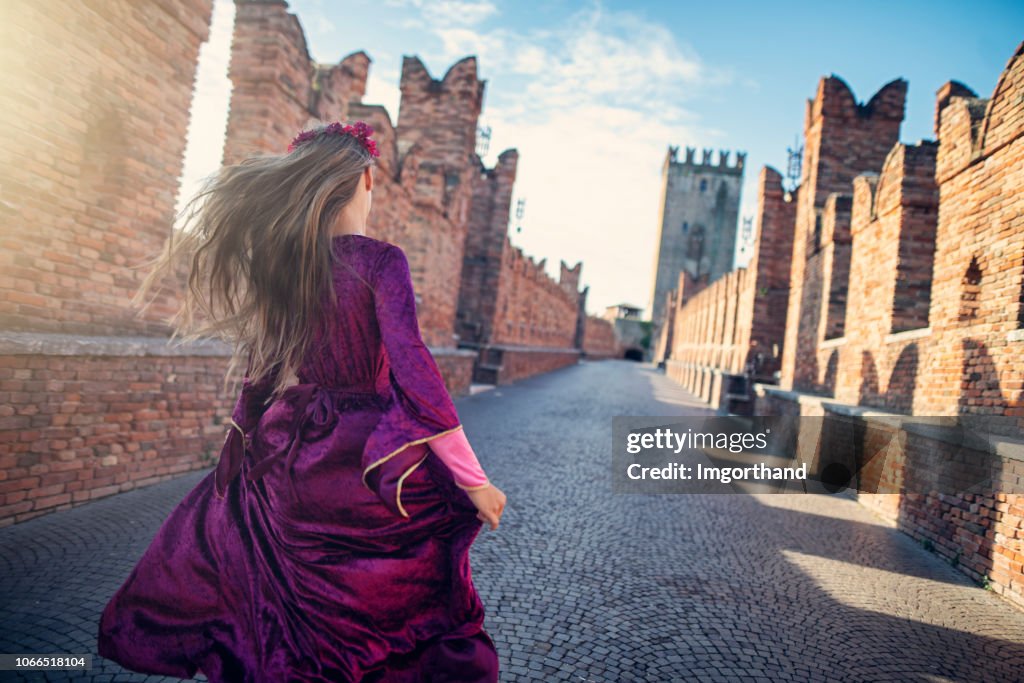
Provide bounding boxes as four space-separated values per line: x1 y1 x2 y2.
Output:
2 360 1024 682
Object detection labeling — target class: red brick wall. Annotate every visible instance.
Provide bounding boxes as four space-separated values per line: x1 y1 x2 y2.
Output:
582 316 619 358
489 243 581 348
223 1 488 348
664 46 1024 604
667 266 751 405
763 45 1024 606
493 348 581 384
829 409 1024 612
780 76 906 392
662 166 793 394
0 0 590 529
432 349 477 396
747 168 796 381
0 0 215 526
834 142 938 412
0 350 238 527
458 150 519 344
916 44 1024 420
0 0 213 335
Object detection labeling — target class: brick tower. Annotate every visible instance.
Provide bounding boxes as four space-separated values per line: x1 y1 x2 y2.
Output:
648 146 745 336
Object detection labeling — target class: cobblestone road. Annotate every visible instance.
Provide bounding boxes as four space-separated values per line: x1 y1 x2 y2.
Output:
2 360 1024 682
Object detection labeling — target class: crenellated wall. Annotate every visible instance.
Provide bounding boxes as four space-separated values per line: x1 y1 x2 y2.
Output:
0 0 215 335
491 244 581 348
779 76 907 393
665 266 753 409
833 142 938 412
661 43 1024 607
457 150 519 345
223 0 587 382
746 167 796 382
916 46 1024 420
0 0 217 526
660 165 794 408
223 1 486 348
0 0 594 527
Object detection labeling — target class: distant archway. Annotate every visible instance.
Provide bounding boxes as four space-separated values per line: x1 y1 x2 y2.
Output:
623 348 644 361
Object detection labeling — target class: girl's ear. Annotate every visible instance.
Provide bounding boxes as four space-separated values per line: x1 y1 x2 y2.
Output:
365 166 374 191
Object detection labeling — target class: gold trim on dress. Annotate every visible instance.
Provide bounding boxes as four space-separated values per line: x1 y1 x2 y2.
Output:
456 480 491 492
360 423 464 489
395 454 430 518
228 417 246 436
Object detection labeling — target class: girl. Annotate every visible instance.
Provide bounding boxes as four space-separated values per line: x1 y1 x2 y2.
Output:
97 120 506 682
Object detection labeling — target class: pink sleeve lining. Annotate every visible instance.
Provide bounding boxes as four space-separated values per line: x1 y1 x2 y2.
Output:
429 427 490 490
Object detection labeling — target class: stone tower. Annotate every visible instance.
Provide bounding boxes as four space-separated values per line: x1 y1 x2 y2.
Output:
648 146 745 333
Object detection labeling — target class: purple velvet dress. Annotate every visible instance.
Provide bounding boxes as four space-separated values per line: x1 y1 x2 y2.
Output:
97 234 498 682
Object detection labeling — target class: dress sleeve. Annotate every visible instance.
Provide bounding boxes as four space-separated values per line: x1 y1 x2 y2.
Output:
360 244 489 517
429 427 490 491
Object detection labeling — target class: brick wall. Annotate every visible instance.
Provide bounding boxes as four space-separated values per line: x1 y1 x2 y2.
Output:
747 167 796 381
458 150 519 344
0 0 216 526
663 43 1024 606
667 266 751 407
660 166 794 400
489 244 582 348
0 0 213 335
779 76 906 392
582 316 619 358
223 1 485 348
0 0 595 528
0 343 238 527
834 142 938 412
916 45 1024 420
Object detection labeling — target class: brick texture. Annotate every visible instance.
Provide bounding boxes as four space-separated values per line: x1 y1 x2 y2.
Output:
0 0 215 526
0 0 597 527
663 42 1024 607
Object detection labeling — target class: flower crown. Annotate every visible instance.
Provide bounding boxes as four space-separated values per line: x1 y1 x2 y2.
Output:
287 120 380 158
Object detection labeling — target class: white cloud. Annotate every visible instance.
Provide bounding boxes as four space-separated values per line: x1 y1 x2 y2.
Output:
313 14 335 35
384 0 498 27
173 0 739 316
425 0 498 26
406 1 732 315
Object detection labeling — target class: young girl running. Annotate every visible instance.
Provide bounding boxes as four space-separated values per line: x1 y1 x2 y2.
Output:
97 120 506 682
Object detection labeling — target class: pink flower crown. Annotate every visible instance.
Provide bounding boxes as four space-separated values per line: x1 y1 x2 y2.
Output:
287 120 380 158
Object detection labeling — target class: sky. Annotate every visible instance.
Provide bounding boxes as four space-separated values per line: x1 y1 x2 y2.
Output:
175 0 1024 318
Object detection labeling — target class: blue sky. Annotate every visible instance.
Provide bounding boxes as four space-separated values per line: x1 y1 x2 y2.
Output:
177 0 1023 318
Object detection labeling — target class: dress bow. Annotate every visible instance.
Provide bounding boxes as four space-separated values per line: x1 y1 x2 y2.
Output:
213 382 337 500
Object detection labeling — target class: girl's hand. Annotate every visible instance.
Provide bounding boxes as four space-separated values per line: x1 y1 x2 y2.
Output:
466 483 506 530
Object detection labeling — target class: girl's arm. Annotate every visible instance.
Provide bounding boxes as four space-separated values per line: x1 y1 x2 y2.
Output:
427 427 490 490
372 244 491 491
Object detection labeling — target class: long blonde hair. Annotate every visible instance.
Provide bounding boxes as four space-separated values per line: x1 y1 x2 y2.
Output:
131 122 376 402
